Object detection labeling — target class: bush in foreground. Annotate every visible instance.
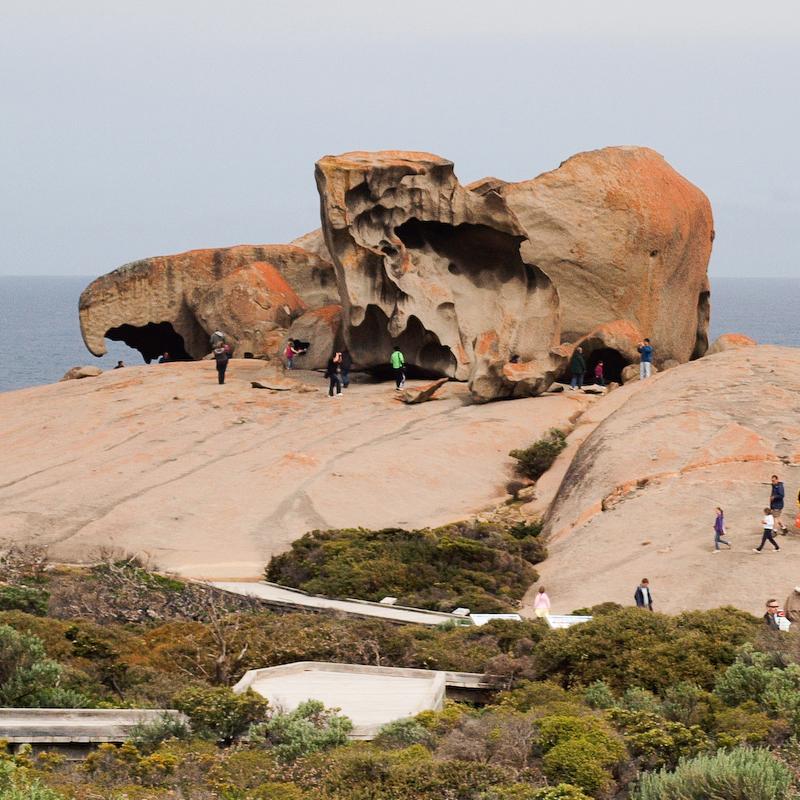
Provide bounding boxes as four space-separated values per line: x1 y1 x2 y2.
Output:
509 429 567 481
632 747 793 800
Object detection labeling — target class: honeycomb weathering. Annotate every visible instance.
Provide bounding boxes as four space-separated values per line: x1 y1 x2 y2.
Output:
315 151 563 400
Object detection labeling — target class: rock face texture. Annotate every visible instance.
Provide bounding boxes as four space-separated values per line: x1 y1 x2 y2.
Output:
60 366 103 381
706 333 757 356
0 362 587 580
286 305 344 370
80 245 337 362
494 146 714 366
533 345 800 614
315 151 563 400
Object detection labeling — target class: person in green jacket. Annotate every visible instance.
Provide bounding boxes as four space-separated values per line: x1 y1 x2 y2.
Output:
390 346 406 390
570 346 586 390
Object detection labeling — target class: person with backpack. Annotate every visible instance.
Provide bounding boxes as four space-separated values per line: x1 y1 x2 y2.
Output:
213 344 230 385
570 346 586 390
325 351 344 397
390 346 406 390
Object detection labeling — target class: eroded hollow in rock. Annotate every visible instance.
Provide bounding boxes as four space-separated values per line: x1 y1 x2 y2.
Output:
691 290 711 360
106 322 193 363
394 219 524 287
559 347 629 385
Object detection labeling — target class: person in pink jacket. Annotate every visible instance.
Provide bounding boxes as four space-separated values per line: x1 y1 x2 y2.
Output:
533 586 551 618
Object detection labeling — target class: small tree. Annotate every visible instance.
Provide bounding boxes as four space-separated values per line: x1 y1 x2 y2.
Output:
172 685 269 742
509 429 567 481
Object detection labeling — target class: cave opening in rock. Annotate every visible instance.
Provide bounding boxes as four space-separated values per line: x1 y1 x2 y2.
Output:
691 289 711 360
105 322 193 363
559 346 629 385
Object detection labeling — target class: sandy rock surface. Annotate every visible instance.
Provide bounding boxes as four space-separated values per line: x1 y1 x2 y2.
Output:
526 345 800 616
0 361 592 580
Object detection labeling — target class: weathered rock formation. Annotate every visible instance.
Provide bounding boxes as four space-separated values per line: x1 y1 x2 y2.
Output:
706 333 757 356
535 345 800 613
286 305 344 370
80 245 338 362
315 151 563 400
60 366 103 381
479 147 714 371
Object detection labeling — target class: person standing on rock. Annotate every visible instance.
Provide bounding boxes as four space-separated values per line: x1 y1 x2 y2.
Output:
341 348 352 389
533 586 551 618
284 340 299 370
712 507 732 552
570 346 586 390
754 508 780 553
634 578 653 611
213 344 230 385
770 475 790 535
390 346 406 390
594 361 605 387
326 351 344 397
638 338 654 380
114 360 125 369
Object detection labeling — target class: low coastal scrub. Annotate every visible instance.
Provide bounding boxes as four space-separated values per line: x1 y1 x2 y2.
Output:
265 522 546 613
3 561 800 798
510 428 568 481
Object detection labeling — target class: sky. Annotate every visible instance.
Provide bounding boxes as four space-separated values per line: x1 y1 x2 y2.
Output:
1 0 799 278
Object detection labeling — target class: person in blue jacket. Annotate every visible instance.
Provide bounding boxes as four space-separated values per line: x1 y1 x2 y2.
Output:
637 338 654 380
770 474 790 535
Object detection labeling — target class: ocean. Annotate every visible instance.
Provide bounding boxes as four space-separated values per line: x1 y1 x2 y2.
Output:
0 275 798 394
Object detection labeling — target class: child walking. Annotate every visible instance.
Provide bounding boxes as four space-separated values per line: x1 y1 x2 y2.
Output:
712 507 731 552
754 508 780 553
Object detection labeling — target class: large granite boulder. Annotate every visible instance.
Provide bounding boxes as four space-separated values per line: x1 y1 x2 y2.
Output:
286 305 344 370
80 245 337 362
706 333 757 356
315 151 563 401
489 146 714 366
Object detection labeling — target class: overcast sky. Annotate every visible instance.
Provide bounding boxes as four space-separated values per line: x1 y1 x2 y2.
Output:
1 1 798 278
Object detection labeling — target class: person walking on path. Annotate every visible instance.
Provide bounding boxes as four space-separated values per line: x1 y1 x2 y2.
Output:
770 475 790 535
326 351 344 397
638 338 654 380
754 508 780 553
634 578 653 611
341 348 352 389
713 507 732 552
570 346 586 390
390 346 406 390
213 344 230 385
533 586 551 618
593 361 605 387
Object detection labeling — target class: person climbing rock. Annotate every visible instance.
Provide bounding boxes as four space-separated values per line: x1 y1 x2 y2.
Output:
326 351 343 397
637 338 654 380
213 344 230 385
390 346 406 390
570 346 585 390
754 508 780 553
712 506 732 552
634 578 653 611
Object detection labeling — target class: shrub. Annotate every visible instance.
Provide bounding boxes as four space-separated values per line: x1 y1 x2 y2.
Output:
374 717 435 749
249 699 352 762
607 709 708 770
509 429 567 481
711 704 779 747
531 786 593 800
127 712 191 753
541 737 616 796
538 715 621 754
0 586 49 616
0 759 64 799
172 686 269 742
632 747 793 800
265 524 540 613
584 681 615 710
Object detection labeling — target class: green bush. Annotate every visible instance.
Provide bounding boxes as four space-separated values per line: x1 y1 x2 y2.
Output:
632 747 793 800
249 699 352 762
541 737 617 796
509 429 567 481
711 703 778 747
127 712 191 753
0 760 64 799
531 786 593 800
538 715 621 754
584 681 615 710
374 717 435 749
0 586 49 616
172 686 269 742
266 523 541 613
607 709 708 770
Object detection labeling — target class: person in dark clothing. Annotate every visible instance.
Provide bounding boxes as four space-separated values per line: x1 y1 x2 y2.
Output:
638 338 654 380
770 474 790 534
593 361 605 386
712 506 732 552
158 352 170 364
340 349 352 389
764 599 782 630
213 345 229 384
114 360 125 369
570 346 586 390
326 352 343 397
753 508 780 552
634 578 653 611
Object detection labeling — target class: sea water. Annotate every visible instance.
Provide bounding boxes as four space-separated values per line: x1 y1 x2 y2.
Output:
0 275 797 393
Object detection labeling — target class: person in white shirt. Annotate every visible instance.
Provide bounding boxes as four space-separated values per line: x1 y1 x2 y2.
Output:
634 578 653 611
754 508 781 553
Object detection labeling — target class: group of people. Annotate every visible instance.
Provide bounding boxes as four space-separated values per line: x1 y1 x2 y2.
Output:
569 338 653 390
531 578 655 617
710 475 796 554
324 345 406 397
